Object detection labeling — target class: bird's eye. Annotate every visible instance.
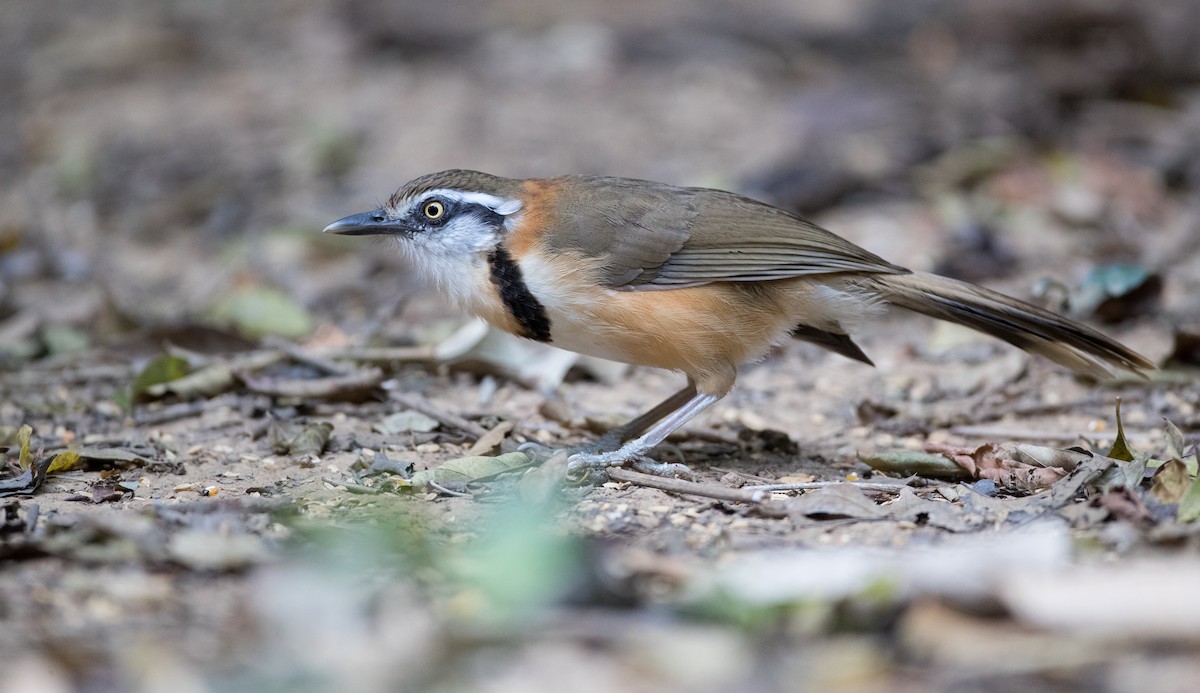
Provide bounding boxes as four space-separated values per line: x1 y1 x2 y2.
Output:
422 200 446 221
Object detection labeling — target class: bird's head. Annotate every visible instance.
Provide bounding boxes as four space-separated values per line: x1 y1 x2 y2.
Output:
324 170 525 268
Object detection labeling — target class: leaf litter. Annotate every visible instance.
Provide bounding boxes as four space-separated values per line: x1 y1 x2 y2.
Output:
1 238 1195 693
4 4 1200 689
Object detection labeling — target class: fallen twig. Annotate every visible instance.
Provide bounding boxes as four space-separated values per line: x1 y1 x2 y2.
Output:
264 336 355 376
146 350 285 399
388 391 489 439
673 428 740 445
465 421 515 456
322 476 382 494
318 345 436 363
356 293 411 346
955 397 1098 427
241 367 385 398
1029 453 1116 511
950 424 1155 444
134 396 237 426
429 480 474 497
148 498 291 515
709 467 777 483
742 480 915 493
604 467 788 517
2 363 133 388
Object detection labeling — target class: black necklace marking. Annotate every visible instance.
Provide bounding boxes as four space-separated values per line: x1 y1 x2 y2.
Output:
487 245 552 342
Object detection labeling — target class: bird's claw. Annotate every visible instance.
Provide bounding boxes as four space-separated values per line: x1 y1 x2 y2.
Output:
565 449 628 475
516 441 559 463
565 450 693 481
525 438 694 482
630 458 694 479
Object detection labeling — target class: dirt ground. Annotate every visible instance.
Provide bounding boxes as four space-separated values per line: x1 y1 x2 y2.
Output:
3 1 1200 691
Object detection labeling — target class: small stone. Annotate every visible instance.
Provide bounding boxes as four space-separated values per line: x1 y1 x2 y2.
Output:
538 397 572 423
375 410 440 434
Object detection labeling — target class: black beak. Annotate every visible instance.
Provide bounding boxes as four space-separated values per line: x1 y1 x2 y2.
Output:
323 210 407 236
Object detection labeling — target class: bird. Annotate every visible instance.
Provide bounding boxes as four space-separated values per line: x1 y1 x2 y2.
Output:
325 169 1153 477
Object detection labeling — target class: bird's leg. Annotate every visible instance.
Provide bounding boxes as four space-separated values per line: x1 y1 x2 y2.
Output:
593 381 698 449
519 383 698 460
566 391 721 478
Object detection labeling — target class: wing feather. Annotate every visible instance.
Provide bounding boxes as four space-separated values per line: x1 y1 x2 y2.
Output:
541 176 906 290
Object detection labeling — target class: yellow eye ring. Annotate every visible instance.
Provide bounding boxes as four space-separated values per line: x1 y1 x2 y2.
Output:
422 200 445 220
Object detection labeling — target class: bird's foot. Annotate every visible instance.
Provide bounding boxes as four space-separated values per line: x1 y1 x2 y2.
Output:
517 437 616 463
521 438 692 482
565 446 692 481
516 441 561 463
629 457 694 479
517 429 626 464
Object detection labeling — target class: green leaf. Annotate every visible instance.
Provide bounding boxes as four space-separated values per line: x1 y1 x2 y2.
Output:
42 325 90 355
146 351 283 399
16 424 32 470
1107 399 1135 463
111 389 132 413
210 287 313 339
71 447 152 466
1096 453 1148 493
1178 474 1200 523
46 451 82 474
857 450 972 479
408 452 531 488
449 502 584 623
131 354 191 400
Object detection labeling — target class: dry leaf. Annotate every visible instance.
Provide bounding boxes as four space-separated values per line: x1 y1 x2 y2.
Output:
858 451 970 479
15 424 32 470
0 454 52 497
1107 399 1135 463
466 421 514 456
1150 459 1190 505
788 484 889 521
269 421 333 457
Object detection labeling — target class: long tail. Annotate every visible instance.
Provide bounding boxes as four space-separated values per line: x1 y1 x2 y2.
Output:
864 271 1154 378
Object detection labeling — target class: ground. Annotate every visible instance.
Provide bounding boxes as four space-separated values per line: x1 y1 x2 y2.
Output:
2 1 1200 691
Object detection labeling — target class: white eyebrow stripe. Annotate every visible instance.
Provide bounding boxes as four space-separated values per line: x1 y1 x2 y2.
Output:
423 189 523 216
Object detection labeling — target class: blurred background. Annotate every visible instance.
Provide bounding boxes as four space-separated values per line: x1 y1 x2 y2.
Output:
3 1 1200 692
2 0 1198 354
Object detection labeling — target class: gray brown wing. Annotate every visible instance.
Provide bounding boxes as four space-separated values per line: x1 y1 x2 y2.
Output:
541 176 697 286
629 187 908 288
546 177 906 289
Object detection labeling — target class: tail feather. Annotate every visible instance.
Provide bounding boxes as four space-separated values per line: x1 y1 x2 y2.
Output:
865 272 1154 378
791 324 875 366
